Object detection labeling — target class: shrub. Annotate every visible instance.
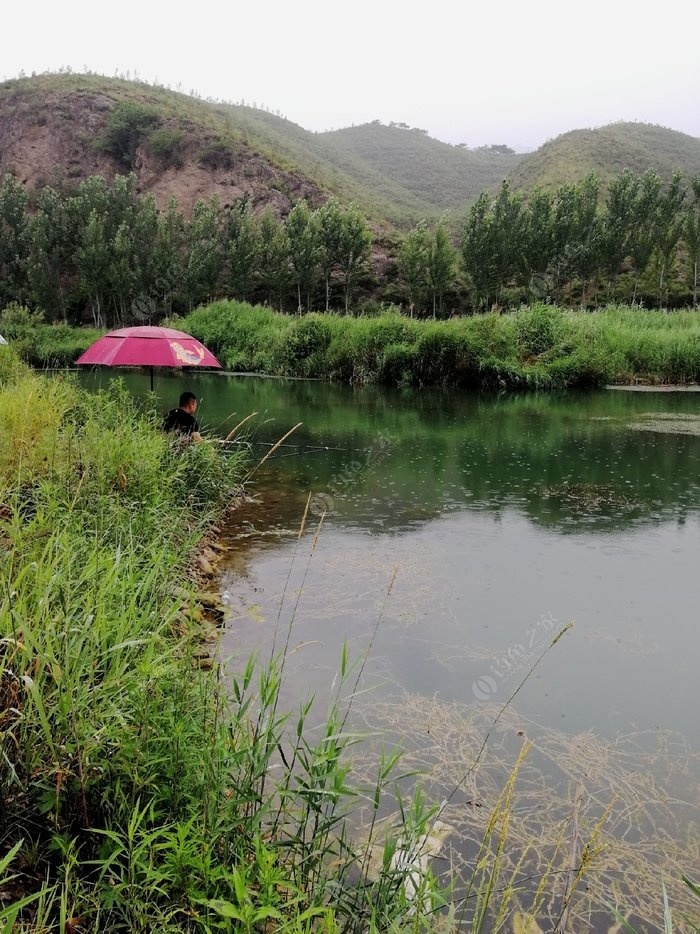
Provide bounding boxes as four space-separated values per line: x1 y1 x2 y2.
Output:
0 302 45 340
147 127 186 168
379 342 418 386
197 139 234 170
96 101 159 169
516 304 565 357
281 314 332 374
0 345 29 384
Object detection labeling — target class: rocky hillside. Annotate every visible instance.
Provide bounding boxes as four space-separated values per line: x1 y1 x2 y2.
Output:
0 73 522 226
0 74 328 217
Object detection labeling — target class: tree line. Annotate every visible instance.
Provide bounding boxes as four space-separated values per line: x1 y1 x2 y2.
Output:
400 170 700 314
0 173 372 327
1 168 700 327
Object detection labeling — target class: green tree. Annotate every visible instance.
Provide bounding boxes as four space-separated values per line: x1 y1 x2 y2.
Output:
601 170 639 297
110 221 137 324
683 175 700 307
223 200 259 301
184 197 225 309
127 194 160 321
398 220 430 317
258 209 290 311
462 192 495 309
27 186 75 322
151 197 186 317
316 198 344 311
76 209 110 327
426 216 456 318
521 188 555 300
337 202 372 314
629 171 662 303
98 101 159 170
0 174 30 306
569 174 602 303
654 171 685 307
461 182 522 310
286 200 320 313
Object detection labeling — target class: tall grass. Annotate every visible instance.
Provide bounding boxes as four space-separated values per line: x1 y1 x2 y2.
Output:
177 300 700 390
0 355 457 931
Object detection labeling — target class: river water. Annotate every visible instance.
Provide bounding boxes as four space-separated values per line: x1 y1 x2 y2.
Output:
83 370 700 927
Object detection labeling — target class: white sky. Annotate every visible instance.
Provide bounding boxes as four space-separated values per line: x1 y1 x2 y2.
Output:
4 0 700 151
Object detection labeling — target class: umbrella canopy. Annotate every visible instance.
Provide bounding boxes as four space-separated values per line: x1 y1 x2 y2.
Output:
75 326 222 389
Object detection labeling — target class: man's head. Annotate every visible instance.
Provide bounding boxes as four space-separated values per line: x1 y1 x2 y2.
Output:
179 391 198 414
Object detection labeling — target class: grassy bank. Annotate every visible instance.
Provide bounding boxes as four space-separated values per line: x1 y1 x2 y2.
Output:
176 302 700 389
8 301 700 390
0 348 460 931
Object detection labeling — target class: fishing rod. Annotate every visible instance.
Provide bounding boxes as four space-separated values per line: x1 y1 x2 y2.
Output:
216 439 353 458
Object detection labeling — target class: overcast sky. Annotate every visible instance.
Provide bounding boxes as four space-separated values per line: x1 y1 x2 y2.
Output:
4 0 700 151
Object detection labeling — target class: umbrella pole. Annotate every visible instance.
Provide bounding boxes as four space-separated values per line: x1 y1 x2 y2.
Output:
150 366 154 392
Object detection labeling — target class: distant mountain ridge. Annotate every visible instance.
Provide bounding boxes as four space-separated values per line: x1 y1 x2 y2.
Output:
1 74 699 229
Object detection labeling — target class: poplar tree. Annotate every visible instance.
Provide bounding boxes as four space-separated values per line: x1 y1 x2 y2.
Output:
683 175 700 307
654 171 685 307
629 171 662 303
184 197 225 308
521 188 555 300
28 186 74 322
427 216 456 318
316 198 344 311
338 202 372 314
258 209 290 310
601 169 639 296
0 174 30 306
286 200 319 313
224 201 259 301
398 220 430 317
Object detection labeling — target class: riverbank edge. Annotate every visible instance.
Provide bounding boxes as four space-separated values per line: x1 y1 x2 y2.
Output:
1 353 455 932
177 301 700 390
8 301 700 390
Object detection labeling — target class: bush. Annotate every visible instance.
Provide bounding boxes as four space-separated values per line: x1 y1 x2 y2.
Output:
196 138 234 170
281 314 333 375
379 341 418 386
96 101 159 169
0 345 29 384
516 304 565 357
0 302 45 340
147 127 186 168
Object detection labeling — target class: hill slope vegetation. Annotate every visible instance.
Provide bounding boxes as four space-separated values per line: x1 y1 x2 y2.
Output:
507 122 700 193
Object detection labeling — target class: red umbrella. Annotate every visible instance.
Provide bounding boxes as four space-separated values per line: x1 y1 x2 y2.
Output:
76 325 222 390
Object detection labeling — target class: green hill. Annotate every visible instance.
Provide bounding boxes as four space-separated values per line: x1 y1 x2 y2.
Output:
507 122 700 193
318 122 525 212
3 76 700 228
0 73 509 226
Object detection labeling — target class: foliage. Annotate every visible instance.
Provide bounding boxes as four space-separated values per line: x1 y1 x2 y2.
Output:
96 101 160 169
2 161 700 325
176 300 700 389
148 127 186 168
196 138 234 170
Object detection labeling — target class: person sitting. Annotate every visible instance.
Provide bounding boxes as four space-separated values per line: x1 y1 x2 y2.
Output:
162 391 203 442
